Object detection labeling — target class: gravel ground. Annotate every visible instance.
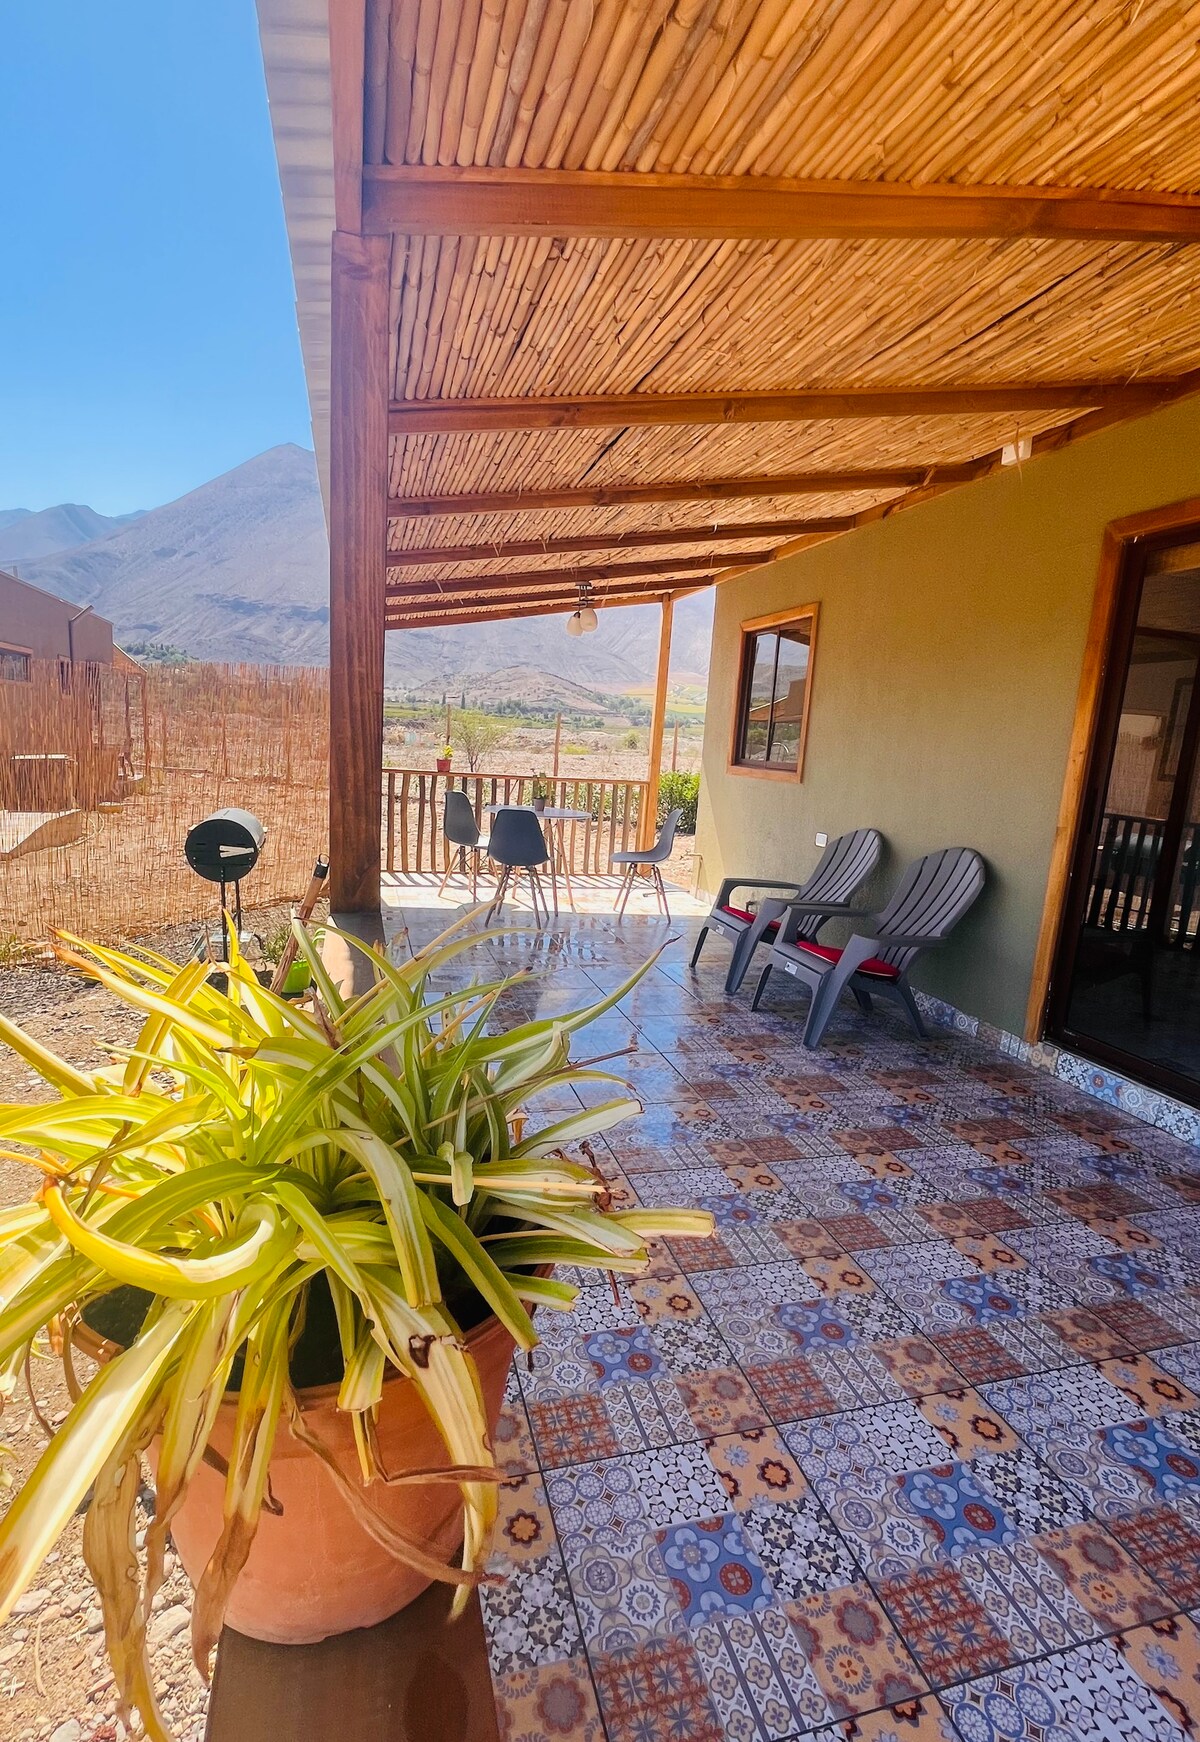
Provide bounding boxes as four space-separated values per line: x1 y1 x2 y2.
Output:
0 904 302 1741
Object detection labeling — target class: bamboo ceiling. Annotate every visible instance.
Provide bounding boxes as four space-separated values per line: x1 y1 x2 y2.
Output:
262 0 1200 630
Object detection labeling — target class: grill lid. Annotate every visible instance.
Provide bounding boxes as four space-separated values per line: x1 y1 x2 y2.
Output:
184 809 266 883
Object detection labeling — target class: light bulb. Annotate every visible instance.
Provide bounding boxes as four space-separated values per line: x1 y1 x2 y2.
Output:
578 606 598 632
566 611 584 636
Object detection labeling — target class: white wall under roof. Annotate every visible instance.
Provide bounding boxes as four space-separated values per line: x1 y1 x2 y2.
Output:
255 0 335 515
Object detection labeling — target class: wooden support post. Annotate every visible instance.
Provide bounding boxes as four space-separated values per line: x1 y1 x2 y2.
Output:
329 229 390 912
552 712 562 776
641 596 673 850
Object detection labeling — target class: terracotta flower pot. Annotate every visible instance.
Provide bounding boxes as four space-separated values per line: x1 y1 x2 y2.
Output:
435 758 452 774
79 1309 519 1646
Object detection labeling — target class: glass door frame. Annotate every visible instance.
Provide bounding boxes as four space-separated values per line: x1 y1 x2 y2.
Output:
1045 506 1200 1105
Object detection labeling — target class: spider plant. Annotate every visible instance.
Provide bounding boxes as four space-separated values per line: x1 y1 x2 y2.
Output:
0 916 711 1739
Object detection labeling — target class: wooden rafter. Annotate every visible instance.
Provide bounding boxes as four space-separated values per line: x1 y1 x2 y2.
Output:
386 586 707 632
386 466 979 517
384 516 852 567
385 550 775 598
363 167 1200 245
387 382 1173 436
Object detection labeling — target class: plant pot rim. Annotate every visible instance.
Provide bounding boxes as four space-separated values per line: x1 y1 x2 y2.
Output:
69 1268 551 1403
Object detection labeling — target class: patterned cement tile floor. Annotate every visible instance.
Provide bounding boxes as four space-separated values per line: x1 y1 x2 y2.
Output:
386 890 1200 1742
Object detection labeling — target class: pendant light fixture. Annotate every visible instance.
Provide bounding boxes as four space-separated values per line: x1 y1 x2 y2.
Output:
566 576 598 635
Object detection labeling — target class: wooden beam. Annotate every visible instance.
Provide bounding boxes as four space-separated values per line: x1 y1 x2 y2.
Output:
362 167 1200 246
387 382 1172 436
385 550 776 596
641 597 675 850
328 0 366 233
384 578 734 623
385 576 726 621
329 230 390 911
387 467 976 517
386 587 704 632
384 517 852 567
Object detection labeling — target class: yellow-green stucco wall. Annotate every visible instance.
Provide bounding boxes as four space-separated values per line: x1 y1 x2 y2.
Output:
695 394 1200 1037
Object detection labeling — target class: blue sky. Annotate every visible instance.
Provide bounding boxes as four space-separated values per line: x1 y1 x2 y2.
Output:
1 2 312 516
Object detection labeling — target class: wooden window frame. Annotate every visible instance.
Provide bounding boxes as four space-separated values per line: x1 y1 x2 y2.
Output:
727 603 819 781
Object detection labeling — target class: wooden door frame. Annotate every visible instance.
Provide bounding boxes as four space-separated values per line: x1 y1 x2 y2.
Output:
1025 494 1200 1042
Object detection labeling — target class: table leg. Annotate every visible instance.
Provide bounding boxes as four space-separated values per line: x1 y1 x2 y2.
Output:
545 820 560 916
556 825 576 911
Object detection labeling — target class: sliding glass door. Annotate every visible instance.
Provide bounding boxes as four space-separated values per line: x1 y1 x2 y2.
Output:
1050 530 1200 1102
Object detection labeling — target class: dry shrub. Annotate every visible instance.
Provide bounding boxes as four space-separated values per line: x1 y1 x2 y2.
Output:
0 661 330 946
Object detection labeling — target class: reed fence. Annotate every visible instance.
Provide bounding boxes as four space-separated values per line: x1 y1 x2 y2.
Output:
383 769 647 877
1 661 329 949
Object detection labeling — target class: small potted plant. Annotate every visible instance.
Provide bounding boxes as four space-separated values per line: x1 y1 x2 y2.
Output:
530 772 550 813
435 743 453 774
0 919 709 1738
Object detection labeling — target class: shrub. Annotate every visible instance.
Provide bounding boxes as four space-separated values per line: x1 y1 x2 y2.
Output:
658 771 700 833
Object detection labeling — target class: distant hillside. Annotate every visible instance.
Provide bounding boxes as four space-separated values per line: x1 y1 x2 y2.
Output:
0 502 144 564
13 444 715 684
14 446 331 664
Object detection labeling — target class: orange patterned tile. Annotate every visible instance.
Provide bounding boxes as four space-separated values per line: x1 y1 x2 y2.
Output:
1098 1352 1200 1417
1034 1520 1171 1628
947 1234 1027 1271
677 1367 768 1435
774 1219 843 1259
628 1271 705 1323
872 1337 963 1399
1117 1613 1200 1738
916 1386 1022 1456
494 1652 605 1742
704 1426 807 1508
787 1581 928 1718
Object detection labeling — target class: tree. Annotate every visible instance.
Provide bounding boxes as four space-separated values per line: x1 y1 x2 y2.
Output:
452 709 511 772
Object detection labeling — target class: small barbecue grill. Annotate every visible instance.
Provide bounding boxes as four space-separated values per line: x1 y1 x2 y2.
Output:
184 809 265 960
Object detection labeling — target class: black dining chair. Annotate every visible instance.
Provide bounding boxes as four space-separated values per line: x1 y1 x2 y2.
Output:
438 789 491 900
610 807 684 919
485 807 552 924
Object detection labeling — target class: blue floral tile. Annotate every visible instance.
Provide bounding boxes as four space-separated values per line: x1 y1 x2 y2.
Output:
898 1461 1018 1557
584 1324 665 1385
657 1511 775 1621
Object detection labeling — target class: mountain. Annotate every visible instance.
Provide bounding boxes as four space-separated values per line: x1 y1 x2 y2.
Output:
13 446 331 665
12 444 714 683
0 503 145 564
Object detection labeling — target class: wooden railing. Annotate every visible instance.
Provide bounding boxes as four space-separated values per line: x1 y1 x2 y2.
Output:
1085 811 1200 945
382 769 648 876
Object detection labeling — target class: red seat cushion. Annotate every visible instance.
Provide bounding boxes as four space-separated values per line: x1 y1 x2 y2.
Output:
794 940 900 980
720 904 779 932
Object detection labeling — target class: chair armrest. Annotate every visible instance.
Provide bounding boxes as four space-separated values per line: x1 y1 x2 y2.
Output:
778 902 869 946
715 876 805 908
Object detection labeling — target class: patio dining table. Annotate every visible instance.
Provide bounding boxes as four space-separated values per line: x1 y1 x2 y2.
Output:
484 803 591 915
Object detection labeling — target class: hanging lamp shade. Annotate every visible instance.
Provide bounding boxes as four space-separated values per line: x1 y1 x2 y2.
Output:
577 606 598 632
566 611 584 636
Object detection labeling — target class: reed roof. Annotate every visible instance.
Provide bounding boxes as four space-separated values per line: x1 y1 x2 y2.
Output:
259 0 1200 630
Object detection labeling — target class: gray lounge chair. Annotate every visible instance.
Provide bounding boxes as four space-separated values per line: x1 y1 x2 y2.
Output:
485 807 552 925
751 846 986 1046
611 807 684 919
691 828 883 994
438 789 491 899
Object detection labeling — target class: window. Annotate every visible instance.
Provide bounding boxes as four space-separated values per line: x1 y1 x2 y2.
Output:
0 645 31 683
730 606 817 776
